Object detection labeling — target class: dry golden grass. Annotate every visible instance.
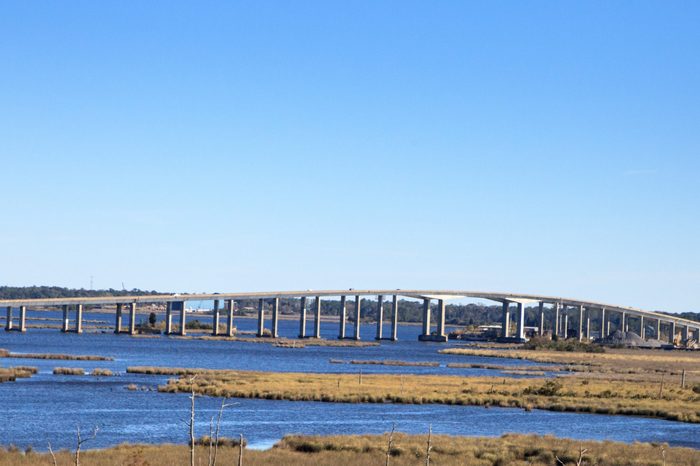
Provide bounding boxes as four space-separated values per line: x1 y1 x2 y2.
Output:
91 368 114 376
0 434 696 465
52 367 85 376
0 366 37 382
0 349 112 361
440 347 700 383
330 359 440 367
127 366 700 422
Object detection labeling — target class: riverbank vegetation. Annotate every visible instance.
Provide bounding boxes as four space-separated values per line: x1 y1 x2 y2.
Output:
330 359 440 367
126 366 700 422
53 367 85 375
0 349 113 361
0 433 695 465
0 366 37 383
439 346 700 383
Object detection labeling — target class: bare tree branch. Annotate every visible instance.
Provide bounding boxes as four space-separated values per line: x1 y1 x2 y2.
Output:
47 441 57 466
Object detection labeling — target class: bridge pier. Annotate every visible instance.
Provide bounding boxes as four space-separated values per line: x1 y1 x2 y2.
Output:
601 307 607 337
375 295 384 340
621 311 627 333
437 299 446 340
553 302 560 338
178 301 187 336
577 305 584 342
271 298 279 338
640 316 645 339
298 297 307 338
338 296 347 339
257 299 265 337
226 300 235 337
585 308 590 340
5 306 12 331
501 302 510 338
164 302 172 335
62 305 69 332
115 304 124 334
19 306 26 332
516 302 525 340
75 304 83 334
354 295 361 340
670 321 676 344
538 302 544 336
212 300 220 336
391 295 398 341
563 314 569 339
128 303 136 335
313 296 321 338
420 298 432 339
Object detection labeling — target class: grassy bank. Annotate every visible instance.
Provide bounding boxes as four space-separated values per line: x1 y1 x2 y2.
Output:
0 433 695 465
127 366 700 422
0 349 113 361
0 366 37 383
439 347 700 383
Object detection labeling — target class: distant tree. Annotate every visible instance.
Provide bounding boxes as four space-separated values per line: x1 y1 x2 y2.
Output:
149 312 157 327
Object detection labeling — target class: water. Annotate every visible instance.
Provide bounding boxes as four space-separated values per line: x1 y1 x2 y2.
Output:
1 315 699 450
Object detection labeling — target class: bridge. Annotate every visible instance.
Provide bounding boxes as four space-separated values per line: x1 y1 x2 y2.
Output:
1 289 698 344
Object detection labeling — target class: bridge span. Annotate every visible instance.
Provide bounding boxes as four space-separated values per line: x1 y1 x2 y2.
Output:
1 290 698 344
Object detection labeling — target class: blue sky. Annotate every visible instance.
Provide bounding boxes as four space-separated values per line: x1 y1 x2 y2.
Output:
1 2 698 312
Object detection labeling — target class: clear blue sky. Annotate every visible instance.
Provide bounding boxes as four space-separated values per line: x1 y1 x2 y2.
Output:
1 2 698 313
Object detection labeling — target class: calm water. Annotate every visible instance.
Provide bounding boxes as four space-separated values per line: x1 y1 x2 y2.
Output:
1 313 700 450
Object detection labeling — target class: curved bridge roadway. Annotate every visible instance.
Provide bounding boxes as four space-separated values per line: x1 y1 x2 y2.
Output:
1 290 698 344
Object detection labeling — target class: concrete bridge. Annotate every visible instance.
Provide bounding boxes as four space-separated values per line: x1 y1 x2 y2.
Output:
1 289 698 344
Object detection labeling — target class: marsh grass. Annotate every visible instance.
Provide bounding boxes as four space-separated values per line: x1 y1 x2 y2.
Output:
330 359 440 367
52 367 85 376
0 434 697 465
440 347 700 383
0 366 38 382
0 349 112 361
91 368 114 376
127 366 700 422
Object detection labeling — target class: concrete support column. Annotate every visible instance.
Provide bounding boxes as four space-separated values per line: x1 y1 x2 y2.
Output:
212 299 220 336
115 304 123 334
606 320 611 337
313 296 322 338
128 303 136 335
422 298 432 336
437 299 446 337
553 303 560 338
577 305 584 342
271 298 279 338
75 304 84 334
656 319 661 340
391 295 399 341
564 314 569 339
257 299 265 337
375 295 384 340
501 302 510 338
338 296 347 339
640 316 645 339
601 308 607 337
226 300 235 337
179 301 187 336
621 312 626 333
516 302 525 340
670 321 676 344
62 305 69 332
538 302 545 336
354 295 361 340
164 302 172 335
19 306 26 332
585 308 590 340
298 297 307 338
5 306 12 331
